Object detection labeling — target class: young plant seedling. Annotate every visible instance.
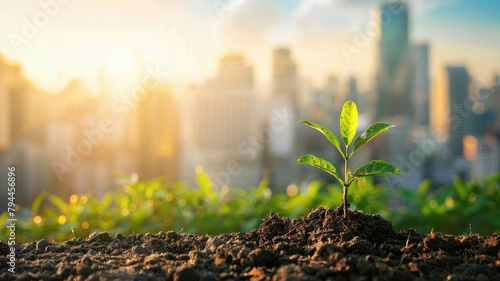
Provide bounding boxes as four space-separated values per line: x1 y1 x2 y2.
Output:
297 100 402 218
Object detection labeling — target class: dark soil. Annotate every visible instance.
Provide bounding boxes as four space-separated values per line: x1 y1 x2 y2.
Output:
1 207 499 280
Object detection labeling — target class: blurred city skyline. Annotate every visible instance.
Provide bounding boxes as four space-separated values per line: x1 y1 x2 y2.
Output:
0 0 499 208
0 0 498 93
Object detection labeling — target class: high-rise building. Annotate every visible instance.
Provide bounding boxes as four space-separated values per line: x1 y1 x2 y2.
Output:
412 44 430 126
376 2 411 119
272 48 297 105
348 76 358 104
430 67 449 138
0 58 56 205
132 86 179 182
466 135 499 180
180 54 260 188
471 88 495 137
372 3 421 190
0 58 30 151
490 73 500 127
215 54 253 89
267 47 299 190
0 58 13 151
311 75 339 120
447 66 471 161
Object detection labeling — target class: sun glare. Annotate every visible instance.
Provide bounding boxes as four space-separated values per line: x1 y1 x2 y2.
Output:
106 49 134 74
104 48 137 84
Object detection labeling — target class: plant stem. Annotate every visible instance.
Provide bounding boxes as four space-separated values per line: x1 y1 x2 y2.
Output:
343 149 349 218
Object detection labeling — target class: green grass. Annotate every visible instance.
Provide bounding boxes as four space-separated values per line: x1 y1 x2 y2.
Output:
1 173 498 242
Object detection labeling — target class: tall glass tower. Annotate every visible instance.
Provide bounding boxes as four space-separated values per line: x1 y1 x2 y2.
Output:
376 2 411 119
412 44 430 126
447 66 470 160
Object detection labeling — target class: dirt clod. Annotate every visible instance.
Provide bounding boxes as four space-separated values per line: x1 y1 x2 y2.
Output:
1 207 498 280
248 248 279 267
36 239 49 251
174 266 200 281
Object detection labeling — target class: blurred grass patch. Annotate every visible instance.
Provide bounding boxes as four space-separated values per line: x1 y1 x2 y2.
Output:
0 173 498 242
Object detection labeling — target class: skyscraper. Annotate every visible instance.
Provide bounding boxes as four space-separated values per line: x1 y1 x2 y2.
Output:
447 66 470 160
0 58 12 151
180 54 260 188
372 2 417 189
491 73 500 127
267 47 298 190
272 48 297 106
215 53 253 89
134 86 179 182
0 60 29 149
376 2 411 119
412 44 430 126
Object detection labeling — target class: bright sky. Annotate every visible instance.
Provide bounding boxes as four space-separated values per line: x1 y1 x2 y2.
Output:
0 0 499 93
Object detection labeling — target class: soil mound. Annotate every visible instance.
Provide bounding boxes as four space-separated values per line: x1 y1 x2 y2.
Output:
1 207 498 280
256 206 396 248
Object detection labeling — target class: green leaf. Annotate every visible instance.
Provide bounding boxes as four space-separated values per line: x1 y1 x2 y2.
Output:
297 154 344 185
47 194 70 213
306 180 322 198
351 122 394 156
417 179 432 198
31 191 49 215
257 173 269 192
298 120 344 157
340 100 358 147
351 160 402 177
453 177 468 202
196 171 216 201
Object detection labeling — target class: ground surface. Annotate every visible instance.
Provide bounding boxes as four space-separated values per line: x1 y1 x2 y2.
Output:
1 207 499 280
